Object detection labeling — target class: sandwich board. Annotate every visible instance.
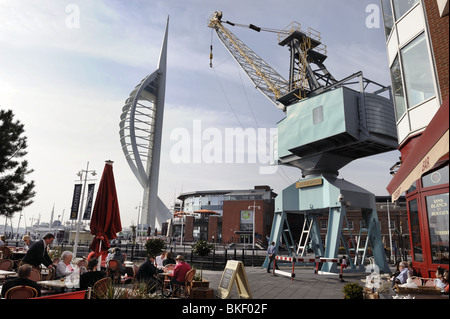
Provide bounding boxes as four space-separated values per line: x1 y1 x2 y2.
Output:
217 260 252 299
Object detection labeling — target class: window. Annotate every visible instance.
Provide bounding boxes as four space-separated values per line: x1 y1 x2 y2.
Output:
406 181 417 194
313 105 323 125
401 33 436 108
380 0 394 40
409 199 423 262
425 193 449 265
390 56 407 119
320 220 327 230
422 166 449 188
392 0 419 20
347 220 354 230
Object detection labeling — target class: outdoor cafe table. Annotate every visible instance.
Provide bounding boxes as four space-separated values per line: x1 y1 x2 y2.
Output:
38 279 78 294
0 269 17 278
158 270 174 295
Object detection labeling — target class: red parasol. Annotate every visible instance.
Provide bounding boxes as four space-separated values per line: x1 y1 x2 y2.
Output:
89 161 122 258
194 209 219 215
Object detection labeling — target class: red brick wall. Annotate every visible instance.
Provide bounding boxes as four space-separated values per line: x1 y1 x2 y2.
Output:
184 216 194 241
208 216 220 242
222 200 273 245
424 0 450 102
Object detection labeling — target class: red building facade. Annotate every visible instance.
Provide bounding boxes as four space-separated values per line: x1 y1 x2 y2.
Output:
381 0 449 277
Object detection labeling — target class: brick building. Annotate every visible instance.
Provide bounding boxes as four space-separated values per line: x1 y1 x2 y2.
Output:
172 186 276 245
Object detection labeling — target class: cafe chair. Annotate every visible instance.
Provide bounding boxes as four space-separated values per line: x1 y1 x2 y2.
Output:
0 259 14 271
4 285 38 299
106 259 120 283
132 264 139 281
1 246 12 259
92 277 112 299
162 264 175 291
77 259 88 269
29 267 42 281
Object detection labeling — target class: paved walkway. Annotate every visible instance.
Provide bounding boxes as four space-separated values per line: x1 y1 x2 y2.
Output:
201 265 367 299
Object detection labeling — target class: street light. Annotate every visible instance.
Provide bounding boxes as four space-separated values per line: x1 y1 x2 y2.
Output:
381 200 399 263
73 161 96 257
248 201 260 249
135 203 142 241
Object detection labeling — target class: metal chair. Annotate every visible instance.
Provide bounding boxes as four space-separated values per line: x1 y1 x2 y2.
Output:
92 277 112 299
4 285 38 299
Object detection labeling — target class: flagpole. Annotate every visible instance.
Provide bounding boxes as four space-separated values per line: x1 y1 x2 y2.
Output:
73 162 96 257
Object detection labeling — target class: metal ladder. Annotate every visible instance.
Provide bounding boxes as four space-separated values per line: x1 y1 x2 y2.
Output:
296 217 313 257
354 227 369 266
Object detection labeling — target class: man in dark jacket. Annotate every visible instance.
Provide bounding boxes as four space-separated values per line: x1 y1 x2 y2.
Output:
136 255 162 293
20 233 55 269
1 264 42 297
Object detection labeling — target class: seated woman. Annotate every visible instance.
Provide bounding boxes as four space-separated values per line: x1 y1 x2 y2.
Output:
56 251 74 279
79 258 105 291
106 247 125 275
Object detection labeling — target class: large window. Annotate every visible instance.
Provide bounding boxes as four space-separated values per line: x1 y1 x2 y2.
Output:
409 199 423 262
425 193 449 265
392 0 419 20
401 33 436 108
390 56 407 119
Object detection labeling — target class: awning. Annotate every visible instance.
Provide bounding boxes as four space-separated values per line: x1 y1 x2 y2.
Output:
387 97 449 202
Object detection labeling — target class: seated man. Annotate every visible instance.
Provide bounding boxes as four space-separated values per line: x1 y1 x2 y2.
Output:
393 261 409 285
1 264 42 298
169 255 191 295
135 255 162 293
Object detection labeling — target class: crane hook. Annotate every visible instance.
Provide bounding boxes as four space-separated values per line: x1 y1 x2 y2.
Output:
210 44 213 68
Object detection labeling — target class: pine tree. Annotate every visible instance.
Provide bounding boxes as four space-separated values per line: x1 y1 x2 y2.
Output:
0 109 36 218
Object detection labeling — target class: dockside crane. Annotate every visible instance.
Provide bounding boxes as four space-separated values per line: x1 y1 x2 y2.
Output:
208 11 396 274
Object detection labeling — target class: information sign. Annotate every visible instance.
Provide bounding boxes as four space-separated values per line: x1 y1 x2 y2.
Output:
217 260 252 299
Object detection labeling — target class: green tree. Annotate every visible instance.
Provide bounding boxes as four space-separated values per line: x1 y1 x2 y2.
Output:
192 240 214 280
144 238 166 258
0 109 36 218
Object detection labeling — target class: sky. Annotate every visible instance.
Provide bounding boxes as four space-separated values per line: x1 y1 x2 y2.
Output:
0 0 400 231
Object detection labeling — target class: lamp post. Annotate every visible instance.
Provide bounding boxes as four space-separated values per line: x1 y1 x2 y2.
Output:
73 161 96 257
135 203 142 241
381 200 398 263
248 201 260 249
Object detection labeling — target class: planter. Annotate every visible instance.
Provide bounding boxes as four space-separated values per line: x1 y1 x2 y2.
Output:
191 287 214 299
191 280 209 289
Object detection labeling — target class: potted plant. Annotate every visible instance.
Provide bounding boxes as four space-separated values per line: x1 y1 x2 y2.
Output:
191 240 214 287
145 238 165 258
342 282 364 299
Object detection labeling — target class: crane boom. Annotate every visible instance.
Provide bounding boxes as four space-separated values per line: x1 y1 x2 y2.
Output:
208 11 288 111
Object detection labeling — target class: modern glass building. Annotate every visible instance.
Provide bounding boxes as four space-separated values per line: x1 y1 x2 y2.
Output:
381 0 449 276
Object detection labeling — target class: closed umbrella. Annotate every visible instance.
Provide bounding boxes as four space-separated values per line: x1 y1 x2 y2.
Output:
89 160 122 269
